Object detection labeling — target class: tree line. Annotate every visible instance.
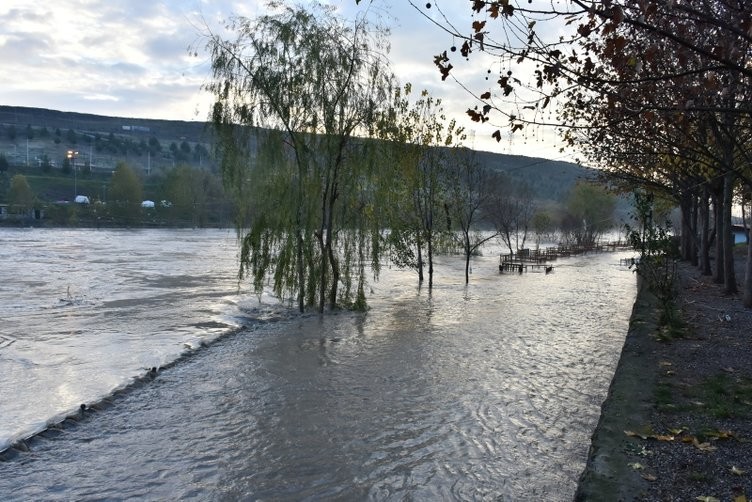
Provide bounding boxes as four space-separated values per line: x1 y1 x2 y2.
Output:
1 162 230 227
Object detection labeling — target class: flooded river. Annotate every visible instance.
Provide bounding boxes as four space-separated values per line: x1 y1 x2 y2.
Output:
0 228 636 500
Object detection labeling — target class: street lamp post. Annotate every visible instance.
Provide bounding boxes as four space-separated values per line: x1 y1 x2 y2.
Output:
67 150 78 199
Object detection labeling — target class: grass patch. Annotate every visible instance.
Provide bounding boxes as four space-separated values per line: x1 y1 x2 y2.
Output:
694 374 752 419
653 373 752 418
655 305 688 342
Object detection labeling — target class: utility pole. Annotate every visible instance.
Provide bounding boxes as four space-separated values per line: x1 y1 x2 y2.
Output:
67 150 78 198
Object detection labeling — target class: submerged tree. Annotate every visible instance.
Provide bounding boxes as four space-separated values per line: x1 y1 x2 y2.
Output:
563 182 616 247
378 85 466 289
204 1 392 312
445 147 498 284
488 175 535 256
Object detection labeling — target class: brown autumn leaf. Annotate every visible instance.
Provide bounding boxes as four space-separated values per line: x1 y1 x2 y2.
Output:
653 435 675 442
480 91 491 100
624 430 647 439
705 429 735 440
692 438 717 452
641 473 657 481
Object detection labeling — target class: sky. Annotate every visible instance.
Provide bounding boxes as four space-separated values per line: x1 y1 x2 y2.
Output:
0 0 569 160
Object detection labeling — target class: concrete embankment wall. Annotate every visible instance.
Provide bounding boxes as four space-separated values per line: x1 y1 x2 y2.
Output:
575 279 661 500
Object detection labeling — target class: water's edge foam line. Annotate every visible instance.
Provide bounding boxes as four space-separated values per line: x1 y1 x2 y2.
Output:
0 322 255 460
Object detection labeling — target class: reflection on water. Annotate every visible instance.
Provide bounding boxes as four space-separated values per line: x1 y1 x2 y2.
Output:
0 229 636 500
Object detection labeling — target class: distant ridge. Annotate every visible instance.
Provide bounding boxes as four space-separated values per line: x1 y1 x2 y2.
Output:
0 104 592 203
0 105 211 143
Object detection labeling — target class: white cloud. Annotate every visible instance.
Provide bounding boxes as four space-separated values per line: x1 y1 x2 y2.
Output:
0 0 567 158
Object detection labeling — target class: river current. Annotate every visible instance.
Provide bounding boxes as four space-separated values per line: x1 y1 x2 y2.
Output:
0 228 636 500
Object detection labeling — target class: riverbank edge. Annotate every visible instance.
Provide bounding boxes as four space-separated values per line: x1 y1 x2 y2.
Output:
0 324 251 461
574 276 661 501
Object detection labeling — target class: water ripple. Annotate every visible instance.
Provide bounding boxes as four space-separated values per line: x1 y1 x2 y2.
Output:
0 232 636 500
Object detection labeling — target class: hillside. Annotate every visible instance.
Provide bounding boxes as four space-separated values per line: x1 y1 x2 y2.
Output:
0 105 215 177
0 105 594 214
473 150 594 204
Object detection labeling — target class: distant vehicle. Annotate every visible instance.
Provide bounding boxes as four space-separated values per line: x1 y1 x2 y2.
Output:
141 200 155 208
74 195 90 204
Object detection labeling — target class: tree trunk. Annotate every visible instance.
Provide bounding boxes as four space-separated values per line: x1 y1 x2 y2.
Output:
297 229 306 313
416 234 424 283
745 226 752 308
680 191 693 262
723 171 737 294
712 189 725 284
699 186 712 276
690 193 698 266
317 232 327 314
464 231 471 284
427 231 434 289
327 237 339 310
325 185 339 311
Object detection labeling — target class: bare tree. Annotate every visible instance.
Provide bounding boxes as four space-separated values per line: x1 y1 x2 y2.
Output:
445 147 498 283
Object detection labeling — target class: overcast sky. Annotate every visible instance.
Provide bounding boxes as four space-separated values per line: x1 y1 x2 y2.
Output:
0 0 568 160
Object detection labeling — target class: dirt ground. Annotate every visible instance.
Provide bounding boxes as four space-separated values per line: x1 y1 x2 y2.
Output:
576 248 752 501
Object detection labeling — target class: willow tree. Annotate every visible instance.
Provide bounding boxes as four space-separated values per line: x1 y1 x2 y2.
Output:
204 2 392 312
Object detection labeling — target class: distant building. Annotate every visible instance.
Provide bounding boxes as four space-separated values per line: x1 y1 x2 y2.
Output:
121 125 151 133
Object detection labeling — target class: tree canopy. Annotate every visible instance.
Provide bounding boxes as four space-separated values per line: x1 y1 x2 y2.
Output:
108 162 143 225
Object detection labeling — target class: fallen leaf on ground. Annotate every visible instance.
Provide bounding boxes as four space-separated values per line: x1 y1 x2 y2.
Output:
731 466 746 476
705 429 735 440
654 434 675 442
693 438 717 452
695 497 720 502
628 462 645 470
624 430 648 439
641 473 657 481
